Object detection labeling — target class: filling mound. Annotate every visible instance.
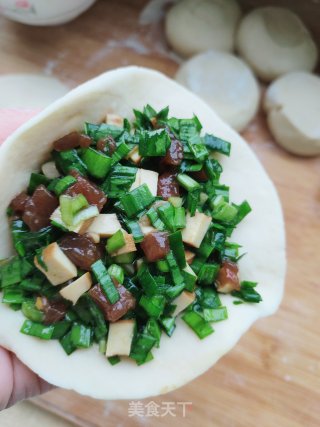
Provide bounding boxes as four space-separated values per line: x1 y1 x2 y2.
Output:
1 105 262 366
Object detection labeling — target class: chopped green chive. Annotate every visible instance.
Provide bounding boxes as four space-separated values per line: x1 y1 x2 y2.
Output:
198 263 219 286
139 294 166 319
130 332 157 365
231 281 262 303
20 320 54 340
106 230 125 253
211 195 238 223
108 264 124 284
51 321 72 339
28 173 51 194
166 251 185 286
159 317 176 337
60 194 88 226
71 323 92 348
137 264 159 296
120 184 154 218
108 355 121 365
168 231 186 269
204 134 231 156
2 289 25 304
174 207 186 229
122 218 144 243
182 311 214 339
53 175 77 196
91 260 120 304
21 301 44 323
139 129 171 157
111 142 130 165
59 331 76 355
53 149 87 175
203 307 228 322
177 173 200 191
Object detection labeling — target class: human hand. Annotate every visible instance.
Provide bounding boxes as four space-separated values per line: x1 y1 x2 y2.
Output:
0 108 53 411
0 347 53 410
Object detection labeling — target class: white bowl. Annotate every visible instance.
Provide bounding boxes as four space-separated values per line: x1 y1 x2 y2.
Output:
0 0 96 25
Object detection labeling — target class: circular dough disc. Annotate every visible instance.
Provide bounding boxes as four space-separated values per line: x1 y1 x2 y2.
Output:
0 67 285 400
165 0 242 57
0 74 69 108
264 71 320 156
175 50 260 131
236 7 318 81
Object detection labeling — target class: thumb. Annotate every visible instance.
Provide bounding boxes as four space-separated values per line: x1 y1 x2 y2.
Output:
0 109 40 144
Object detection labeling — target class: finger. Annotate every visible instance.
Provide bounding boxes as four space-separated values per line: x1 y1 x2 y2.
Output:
0 347 54 410
0 108 39 144
0 347 14 410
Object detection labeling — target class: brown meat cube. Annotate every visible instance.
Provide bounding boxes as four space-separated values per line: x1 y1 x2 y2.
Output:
140 232 170 262
216 261 240 293
191 168 209 182
22 185 58 231
36 296 68 325
89 283 136 322
53 132 81 151
157 172 180 200
10 191 30 214
79 134 92 148
65 174 107 211
96 136 117 155
59 234 102 271
162 138 183 166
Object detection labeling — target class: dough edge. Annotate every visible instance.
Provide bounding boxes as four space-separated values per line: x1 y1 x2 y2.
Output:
0 66 286 400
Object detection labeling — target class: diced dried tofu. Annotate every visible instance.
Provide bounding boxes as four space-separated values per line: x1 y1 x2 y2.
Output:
135 258 144 271
185 250 196 265
41 161 60 179
127 145 142 165
138 214 157 236
50 207 92 234
60 272 92 305
139 169 158 197
172 291 196 317
85 232 100 243
130 168 158 196
106 320 135 357
140 223 157 235
34 242 77 286
112 232 136 256
217 282 238 294
182 211 212 248
86 214 121 237
129 169 140 192
183 263 197 279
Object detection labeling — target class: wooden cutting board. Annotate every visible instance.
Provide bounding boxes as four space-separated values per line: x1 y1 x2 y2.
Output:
0 1 319 426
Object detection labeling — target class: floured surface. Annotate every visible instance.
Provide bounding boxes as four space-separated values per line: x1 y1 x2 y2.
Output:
0 67 285 400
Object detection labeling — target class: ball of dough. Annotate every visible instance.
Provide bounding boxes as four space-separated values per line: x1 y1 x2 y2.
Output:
264 72 320 156
175 50 260 131
236 7 318 82
165 0 242 57
0 74 69 109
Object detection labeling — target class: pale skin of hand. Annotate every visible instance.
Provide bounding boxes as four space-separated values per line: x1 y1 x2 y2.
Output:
0 347 52 410
0 110 53 411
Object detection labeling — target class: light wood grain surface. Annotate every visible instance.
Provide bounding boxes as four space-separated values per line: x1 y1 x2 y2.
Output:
0 1 319 426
